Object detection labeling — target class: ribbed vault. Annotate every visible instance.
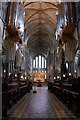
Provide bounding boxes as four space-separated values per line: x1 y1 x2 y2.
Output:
24 2 58 58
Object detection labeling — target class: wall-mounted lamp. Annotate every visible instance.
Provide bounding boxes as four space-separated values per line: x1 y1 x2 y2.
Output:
63 74 65 78
21 75 23 79
56 11 58 15
15 74 17 77
69 73 71 76
9 72 11 76
54 77 56 80
4 70 6 73
75 70 77 73
57 76 60 79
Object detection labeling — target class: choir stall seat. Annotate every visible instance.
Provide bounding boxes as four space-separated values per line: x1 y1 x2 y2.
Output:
48 78 80 116
2 81 33 118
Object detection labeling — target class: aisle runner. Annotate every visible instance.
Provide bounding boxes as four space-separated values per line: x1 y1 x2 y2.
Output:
7 87 78 119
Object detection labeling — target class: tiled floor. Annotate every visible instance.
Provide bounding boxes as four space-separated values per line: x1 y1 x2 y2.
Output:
7 87 77 119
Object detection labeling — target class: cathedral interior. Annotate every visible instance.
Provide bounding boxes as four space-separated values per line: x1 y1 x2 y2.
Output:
0 1 80 120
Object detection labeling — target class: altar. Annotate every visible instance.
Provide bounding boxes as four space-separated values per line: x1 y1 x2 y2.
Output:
32 71 46 83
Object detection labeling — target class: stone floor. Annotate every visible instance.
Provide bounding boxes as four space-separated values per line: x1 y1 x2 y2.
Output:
7 87 79 120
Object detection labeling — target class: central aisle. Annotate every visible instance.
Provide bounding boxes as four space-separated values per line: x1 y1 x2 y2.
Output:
8 87 76 119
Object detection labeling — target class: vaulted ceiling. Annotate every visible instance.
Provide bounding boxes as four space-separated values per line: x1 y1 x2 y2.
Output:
24 2 58 58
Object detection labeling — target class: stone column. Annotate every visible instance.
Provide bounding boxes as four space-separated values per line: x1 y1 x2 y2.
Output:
5 2 11 24
44 58 45 71
32 59 33 73
0 16 3 119
10 2 15 25
0 52 2 120
78 65 80 77
35 58 36 71
0 45 2 120
41 56 42 70
38 56 39 69
68 61 75 77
